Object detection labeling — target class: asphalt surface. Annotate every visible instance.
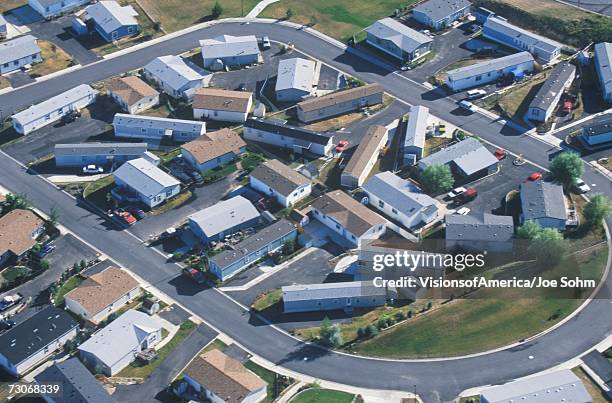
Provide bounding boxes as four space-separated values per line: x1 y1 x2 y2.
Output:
0 21 611 402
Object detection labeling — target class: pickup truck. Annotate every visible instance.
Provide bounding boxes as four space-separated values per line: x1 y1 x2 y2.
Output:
182 268 206 284
0 293 23 312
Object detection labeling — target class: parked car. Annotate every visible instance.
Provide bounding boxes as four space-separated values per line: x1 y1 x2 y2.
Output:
37 242 56 257
160 227 178 239
456 207 471 215
0 320 16 332
466 89 486 99
261 36 271 50
574 178 591 193
335 140 350 154
236 83 248 91
447 186 467 199
116 209 137 225
182 267 206 284
0 294 23 312
458 100 477 113
455 187 478 204
526 172 543 182
126 207 146 220
82 165 103 174
60 110 81 124
190 170 204 185
469 24 481 33
562 101 573 115
494 149 507 160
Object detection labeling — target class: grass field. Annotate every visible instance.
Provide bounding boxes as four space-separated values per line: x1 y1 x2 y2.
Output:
0 0 26 13
151 190 192 215
54 276 83 306
497 72 550 119
252 289 282 311
290 388 359 403
28 41 75 78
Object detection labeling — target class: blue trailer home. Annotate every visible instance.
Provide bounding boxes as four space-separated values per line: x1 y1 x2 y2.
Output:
412 0 472 31
85 1 139 43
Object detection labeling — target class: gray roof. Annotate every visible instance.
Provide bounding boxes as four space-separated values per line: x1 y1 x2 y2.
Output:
366 18 432 54
55 142 148 157
583 113 612 137
412 0 472 22
594 42 612 98
484 16 564 57
0 34 41 66
275 57 316 94
211 219 295 269
404 105 429 150
445 212 514 242
200 34 260 60
446 51 534 81
85 1 138 34
419 138 498 176
113 113 205 135
363 171 438 220
188 196 260 238
480 369 591 403
245 118 333 146
144 55 209 93
35 358 117 403
520 181 567 221
113 157 179 197
250 159 310 197
282 281 388 302
528 62 575 110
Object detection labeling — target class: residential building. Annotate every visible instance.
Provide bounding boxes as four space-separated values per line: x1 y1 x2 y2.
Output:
365 18 432 63
143 55 211 100
0 15 7 40
192 88 253 122
64 266 141 324
200 34 260 70
250 159 312 207
112 158 181 208
482 16 564 63
181 128 246 173
527 62 576 122
28 0 89 19
363 171 439 230
188 196 261 243
340 125 388 188
480 369 591 403
520 181 567 230
78 309 162 376
445 51 535 91
0 35 42 75
310 190 387 247
445 212 514 252
412 0 472 31
182 349 266 403
0 209 45 266
84 1 139 43
243 117 335 156
0 306 78 377
54 142 151 168
282 281 394 313
403 105 429 162
107 76 159 114
580 113 612 146
34 358 117 403
594 42 612 102
418 137 499 178
296 83 384 123
209 219 297 280
275 57 317 102
112 114 206 143
12 84 98 134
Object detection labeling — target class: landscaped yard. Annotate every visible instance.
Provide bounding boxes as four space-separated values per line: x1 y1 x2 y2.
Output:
240 151 266 172
151 190 193 215
252 288 282 312
54 275 83 306
1 266 30 284
305 94 394 132
495 72 550 120
83 175 115 211
244 360 294 403
28 41 75 78
290 387 360 403
203 163 238 181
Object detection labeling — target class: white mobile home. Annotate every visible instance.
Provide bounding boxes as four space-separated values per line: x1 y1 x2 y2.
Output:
112 158 181 208
403 105 429 162
0 35 42 75
29 0 90 19
200 34 260 70
275 57 317 102
527 62 575 122
192 88 253 123
54 142 150 168
365 18 432 63
112 114 205 143
250 159 312 207
143 55 211 100
340 125 388 189
594 42 612 102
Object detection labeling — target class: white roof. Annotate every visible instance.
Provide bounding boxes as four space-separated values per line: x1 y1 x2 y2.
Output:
282 281 388 302
188 196 260 238
113 113 205 135
144 55 208 93
12 84 98 126
484 16 564 57
404 105 429 150
0 34 41 66
275 57 316 94
85 1 138 34
366 18 432 54
200 34 260 60
77 309 162 369
113 157 179 197
447 51 534 81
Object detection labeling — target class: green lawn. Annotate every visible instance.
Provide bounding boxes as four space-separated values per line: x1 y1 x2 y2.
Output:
244 360 294 403
203 163 238 181
1 266 30 283
241 152 266 172
54 276 83 306
83 176 115 211
290 388 358 403
252 289 282 312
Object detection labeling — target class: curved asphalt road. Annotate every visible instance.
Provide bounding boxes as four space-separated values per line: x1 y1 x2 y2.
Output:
0 21 611 402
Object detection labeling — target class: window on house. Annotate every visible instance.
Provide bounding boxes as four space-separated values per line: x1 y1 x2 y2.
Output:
475 75 482 81
335 224 340 230
378 200 385 208
392 208 397 214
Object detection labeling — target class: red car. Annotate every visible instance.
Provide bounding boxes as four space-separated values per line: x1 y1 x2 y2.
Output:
494 149 506 160
335 140 349 153
182 268 206 284
117 211 137 225
562 101 572 115
455 187 478 204
526 172 543 182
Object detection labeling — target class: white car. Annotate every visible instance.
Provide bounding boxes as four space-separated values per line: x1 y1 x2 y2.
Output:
574 179 591 193
447 187 467 199
261 36 271 49
82 165 103 174
458 100 477 113
466 89 487 99
456 207 471 215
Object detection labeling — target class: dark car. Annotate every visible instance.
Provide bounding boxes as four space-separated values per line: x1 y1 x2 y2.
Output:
126 207 146 220
190 171 204 185
236 83 248 91
60 110 81 124
0 320 16 332
37 242 56 257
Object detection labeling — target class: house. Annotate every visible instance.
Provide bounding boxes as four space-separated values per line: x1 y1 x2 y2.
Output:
112 114 206 143
580 113 612 146
412 0 472 31
188 196 261 243
12 84 98 135
143 55 211 100
78 309 162 376
527 62 576 122
445 51 535 91
594 42 612 102
340 125 389 188
445 212 514 252
209 219 297 280
403 105 429 163
107 76 159 114
0 209 45 266
480 369 591 403
250 159 312 207
64 266 141 324
243 117 335 156
296 83 384 123
34 358 117 403
112 158 181 208
365 18 432 63
192 88 253 123
0 15 7 40
200 34 261 70
418 137 499 179
85 1 139 43
0 35 42 75
363 171 439 230
275 57 317 102
182 349 266 403
520 181 567 230
282 281 394 313
310 190 387 247
28 0 89 19
54 142 152 168
0 306 78 377
482 16 564 64
181 128 246 173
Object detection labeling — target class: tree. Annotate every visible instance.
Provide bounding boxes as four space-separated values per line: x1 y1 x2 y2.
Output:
79 259 87 270
47 208 59 230
420 164 454 194
583 194 612 227
285 8 294 19
211 1 223 18
319 317 343 347
530 227 565 266
550 152 584 187
516 220 541 239
5 192 31 211
365 324 378 337
357 327 366 338
40 260 50 271
282 239 296 256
